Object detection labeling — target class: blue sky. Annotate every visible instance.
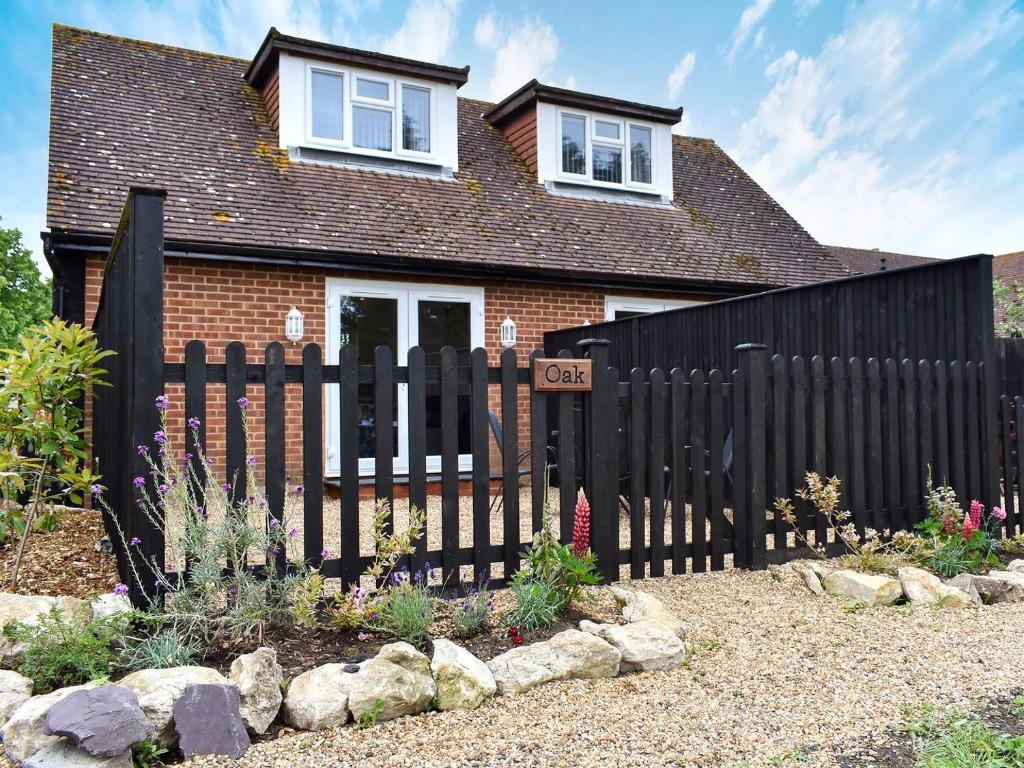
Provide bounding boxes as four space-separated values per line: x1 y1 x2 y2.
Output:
1 0 1022 272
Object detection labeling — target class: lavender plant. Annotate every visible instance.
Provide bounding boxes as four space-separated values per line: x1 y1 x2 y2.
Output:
452 580 493 639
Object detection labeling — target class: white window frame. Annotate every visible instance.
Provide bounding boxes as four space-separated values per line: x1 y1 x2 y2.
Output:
555 108 659 192
604 296 698 321
304 62 439 163
325 278 484 477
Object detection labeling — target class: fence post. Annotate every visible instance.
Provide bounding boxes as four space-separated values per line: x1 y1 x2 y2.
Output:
577 338 615 583
736 343 768 570
972 255 1001 528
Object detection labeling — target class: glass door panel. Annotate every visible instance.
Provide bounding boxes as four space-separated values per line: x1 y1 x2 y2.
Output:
416 299 472 456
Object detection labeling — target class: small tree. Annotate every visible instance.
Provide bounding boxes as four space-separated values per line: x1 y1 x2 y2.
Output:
0 320 113 587
0 223 51 350
993 278 1024 337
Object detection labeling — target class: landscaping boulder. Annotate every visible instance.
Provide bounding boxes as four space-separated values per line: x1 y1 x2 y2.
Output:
173 683 249 760
229 647 283 735
1007 559 1024 574
608 586 687 639
0 593 89 665
430 639 496 711
89 593 132 621
970 571 1024 604
2 683 96 762
487 629 622 696
348 642 436 724
281 663 352 731
946 574 984 604
117 666 229 747
44 684 153 757
822 569 903 607
898 567 975 609
580 619 686 673
0 669 33 725
797 566 824 596
23 740 132 768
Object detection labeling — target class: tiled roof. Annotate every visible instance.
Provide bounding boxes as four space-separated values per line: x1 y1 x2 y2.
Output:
48 25 846 289
994 251 1024 285
826 245 935 274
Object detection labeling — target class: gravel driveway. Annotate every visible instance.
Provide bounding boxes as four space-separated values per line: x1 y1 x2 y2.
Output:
187 566 1024 768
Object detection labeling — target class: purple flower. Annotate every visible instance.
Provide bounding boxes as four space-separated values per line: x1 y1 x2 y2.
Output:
186 416 201 430
267 546 279 556
90 484 103 497
153 430 166 445
113 583 129 596
294 485 305 496
236 397 249 410
195 506 204 516
268 518 279 529
320 549 330 559
133 477 145 488
287 527 297 538
135 499 145 509
137 445 148 456
227 587 237 597
221 482 232 493
154 395 169 410
130 537 141 547
246 455 257 467
158 484 169 495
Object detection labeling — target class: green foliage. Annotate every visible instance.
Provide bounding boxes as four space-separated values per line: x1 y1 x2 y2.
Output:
999 535 1024 557
289 571 324 630
0 320 112 584
4 608 128 693
133 737 168 768
357 698 387 730
368 580 434 648
506 570 562 631
916 716 1024 767
914 473 1001 576
452 582 493 639
994 279 1024 338
0 223 50 351
120 628 201 671
925 538 977 579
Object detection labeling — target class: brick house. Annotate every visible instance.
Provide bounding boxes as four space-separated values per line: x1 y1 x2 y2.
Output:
44 25 846 483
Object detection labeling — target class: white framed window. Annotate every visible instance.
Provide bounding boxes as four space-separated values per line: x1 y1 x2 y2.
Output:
304 63 436 161
604 296 700 321
555 109 657 190
326 279 484 477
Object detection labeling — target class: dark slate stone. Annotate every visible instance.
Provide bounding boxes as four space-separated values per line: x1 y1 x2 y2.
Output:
344 664 360 673
172 683 249 760
44 684 154 758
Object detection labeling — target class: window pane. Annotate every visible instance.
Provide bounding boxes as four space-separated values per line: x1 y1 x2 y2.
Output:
593 145 623 183
338 296 399 459
402 86 431 152
561 115 586 174
595 120 620 140
630 126 653 184
311 70 344 141
356 78 389 101
614 310 650 320
418 300 472 455
353 106 393 151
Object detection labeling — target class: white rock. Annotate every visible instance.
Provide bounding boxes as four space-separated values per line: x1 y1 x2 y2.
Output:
2 683 96 762
23 739 131 768
281 663 352 732
89 593 132 621
487 629 621 695
805 561 831 582
580 619 685 673
0 593 89 665
229 647 283 735
898 567 975 609
1007 559 1024 574
117 666 229 747
971 570 1024 604
822 569 903 607
797 566 824 596
0 669 33 726
348 642 436 724
430 639 496 711
608 586 687 639
946 573 984 604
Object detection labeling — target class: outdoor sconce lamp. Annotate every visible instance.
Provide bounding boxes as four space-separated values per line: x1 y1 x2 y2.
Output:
285 307 304 344
500 316 517 348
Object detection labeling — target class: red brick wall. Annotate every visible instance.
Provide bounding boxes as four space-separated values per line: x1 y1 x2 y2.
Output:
84 254 719 481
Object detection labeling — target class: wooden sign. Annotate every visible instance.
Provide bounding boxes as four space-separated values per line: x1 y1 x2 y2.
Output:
533 358 593 392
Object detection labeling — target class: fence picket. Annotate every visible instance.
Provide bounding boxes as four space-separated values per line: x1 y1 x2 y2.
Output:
529 350 548 535
1016 395 1024 537
500 348 519 581
184 341 207 519
374 345 394 522
629 368 647 579
648 367 666 577
691 369 708 572
338 344 360 588
471 348 490 585
557 349 576 543
790 356 808 536
407 346 427 576
934 361 950 487
225 342 246 509
264 342 286 575
811 356 827 545
829 357 848 510
732 368 747 568
885 359 904 532
950 362 967 502
966 361 981 501
901 360 919 525
917 361 934 526
670 369 688 574
708 369 725 570
771 354 787 550
440 346 460 587
1001 395 1015 535
301 344 323 565
848 358 866 537
866 359 884 531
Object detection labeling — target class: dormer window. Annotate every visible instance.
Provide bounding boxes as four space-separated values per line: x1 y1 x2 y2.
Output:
310 70 344 141
557 110 655 190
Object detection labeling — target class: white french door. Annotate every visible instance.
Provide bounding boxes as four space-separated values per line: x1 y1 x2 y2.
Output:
325 278 484 477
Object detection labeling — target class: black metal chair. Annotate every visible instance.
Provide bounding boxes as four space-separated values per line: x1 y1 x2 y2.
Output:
488 410 558 514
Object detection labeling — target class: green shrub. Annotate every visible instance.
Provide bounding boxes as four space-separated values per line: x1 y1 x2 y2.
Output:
925 538 976 579
132 737 168 768
506 571 561 631
452 582 493 639
917 716 1024 767
5 608 127 693
121 628 201 671
368 578 434 649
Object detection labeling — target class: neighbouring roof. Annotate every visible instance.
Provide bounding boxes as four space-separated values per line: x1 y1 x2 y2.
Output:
994 251 1024 285
47 25 847 290
826 245 935 274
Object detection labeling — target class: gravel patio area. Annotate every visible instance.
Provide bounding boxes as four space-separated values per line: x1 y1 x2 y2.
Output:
185 566 1024 768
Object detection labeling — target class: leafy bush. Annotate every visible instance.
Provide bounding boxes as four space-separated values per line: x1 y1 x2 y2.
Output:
914 474 1002 576
506 571 561 631
4 608 128 693
0 319 112 585
916 715 1024 767
368 570 435 648
452 581 493 639
121 628 201 671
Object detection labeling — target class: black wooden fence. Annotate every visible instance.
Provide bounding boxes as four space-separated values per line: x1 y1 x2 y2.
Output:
996 337 1024 399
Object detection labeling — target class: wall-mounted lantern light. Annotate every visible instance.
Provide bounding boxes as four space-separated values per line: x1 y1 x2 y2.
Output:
500 316 517 348
285 306 304 344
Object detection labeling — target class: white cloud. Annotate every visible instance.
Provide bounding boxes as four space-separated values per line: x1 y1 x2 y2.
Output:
377 0 462 63
795 0 821 16
473 13 559 101
726 0 775 65
666 51 696 100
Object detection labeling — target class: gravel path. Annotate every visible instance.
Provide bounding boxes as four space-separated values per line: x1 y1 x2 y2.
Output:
187 566 1024 768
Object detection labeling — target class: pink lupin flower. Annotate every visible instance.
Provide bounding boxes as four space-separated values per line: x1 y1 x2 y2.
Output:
572 489 591 558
